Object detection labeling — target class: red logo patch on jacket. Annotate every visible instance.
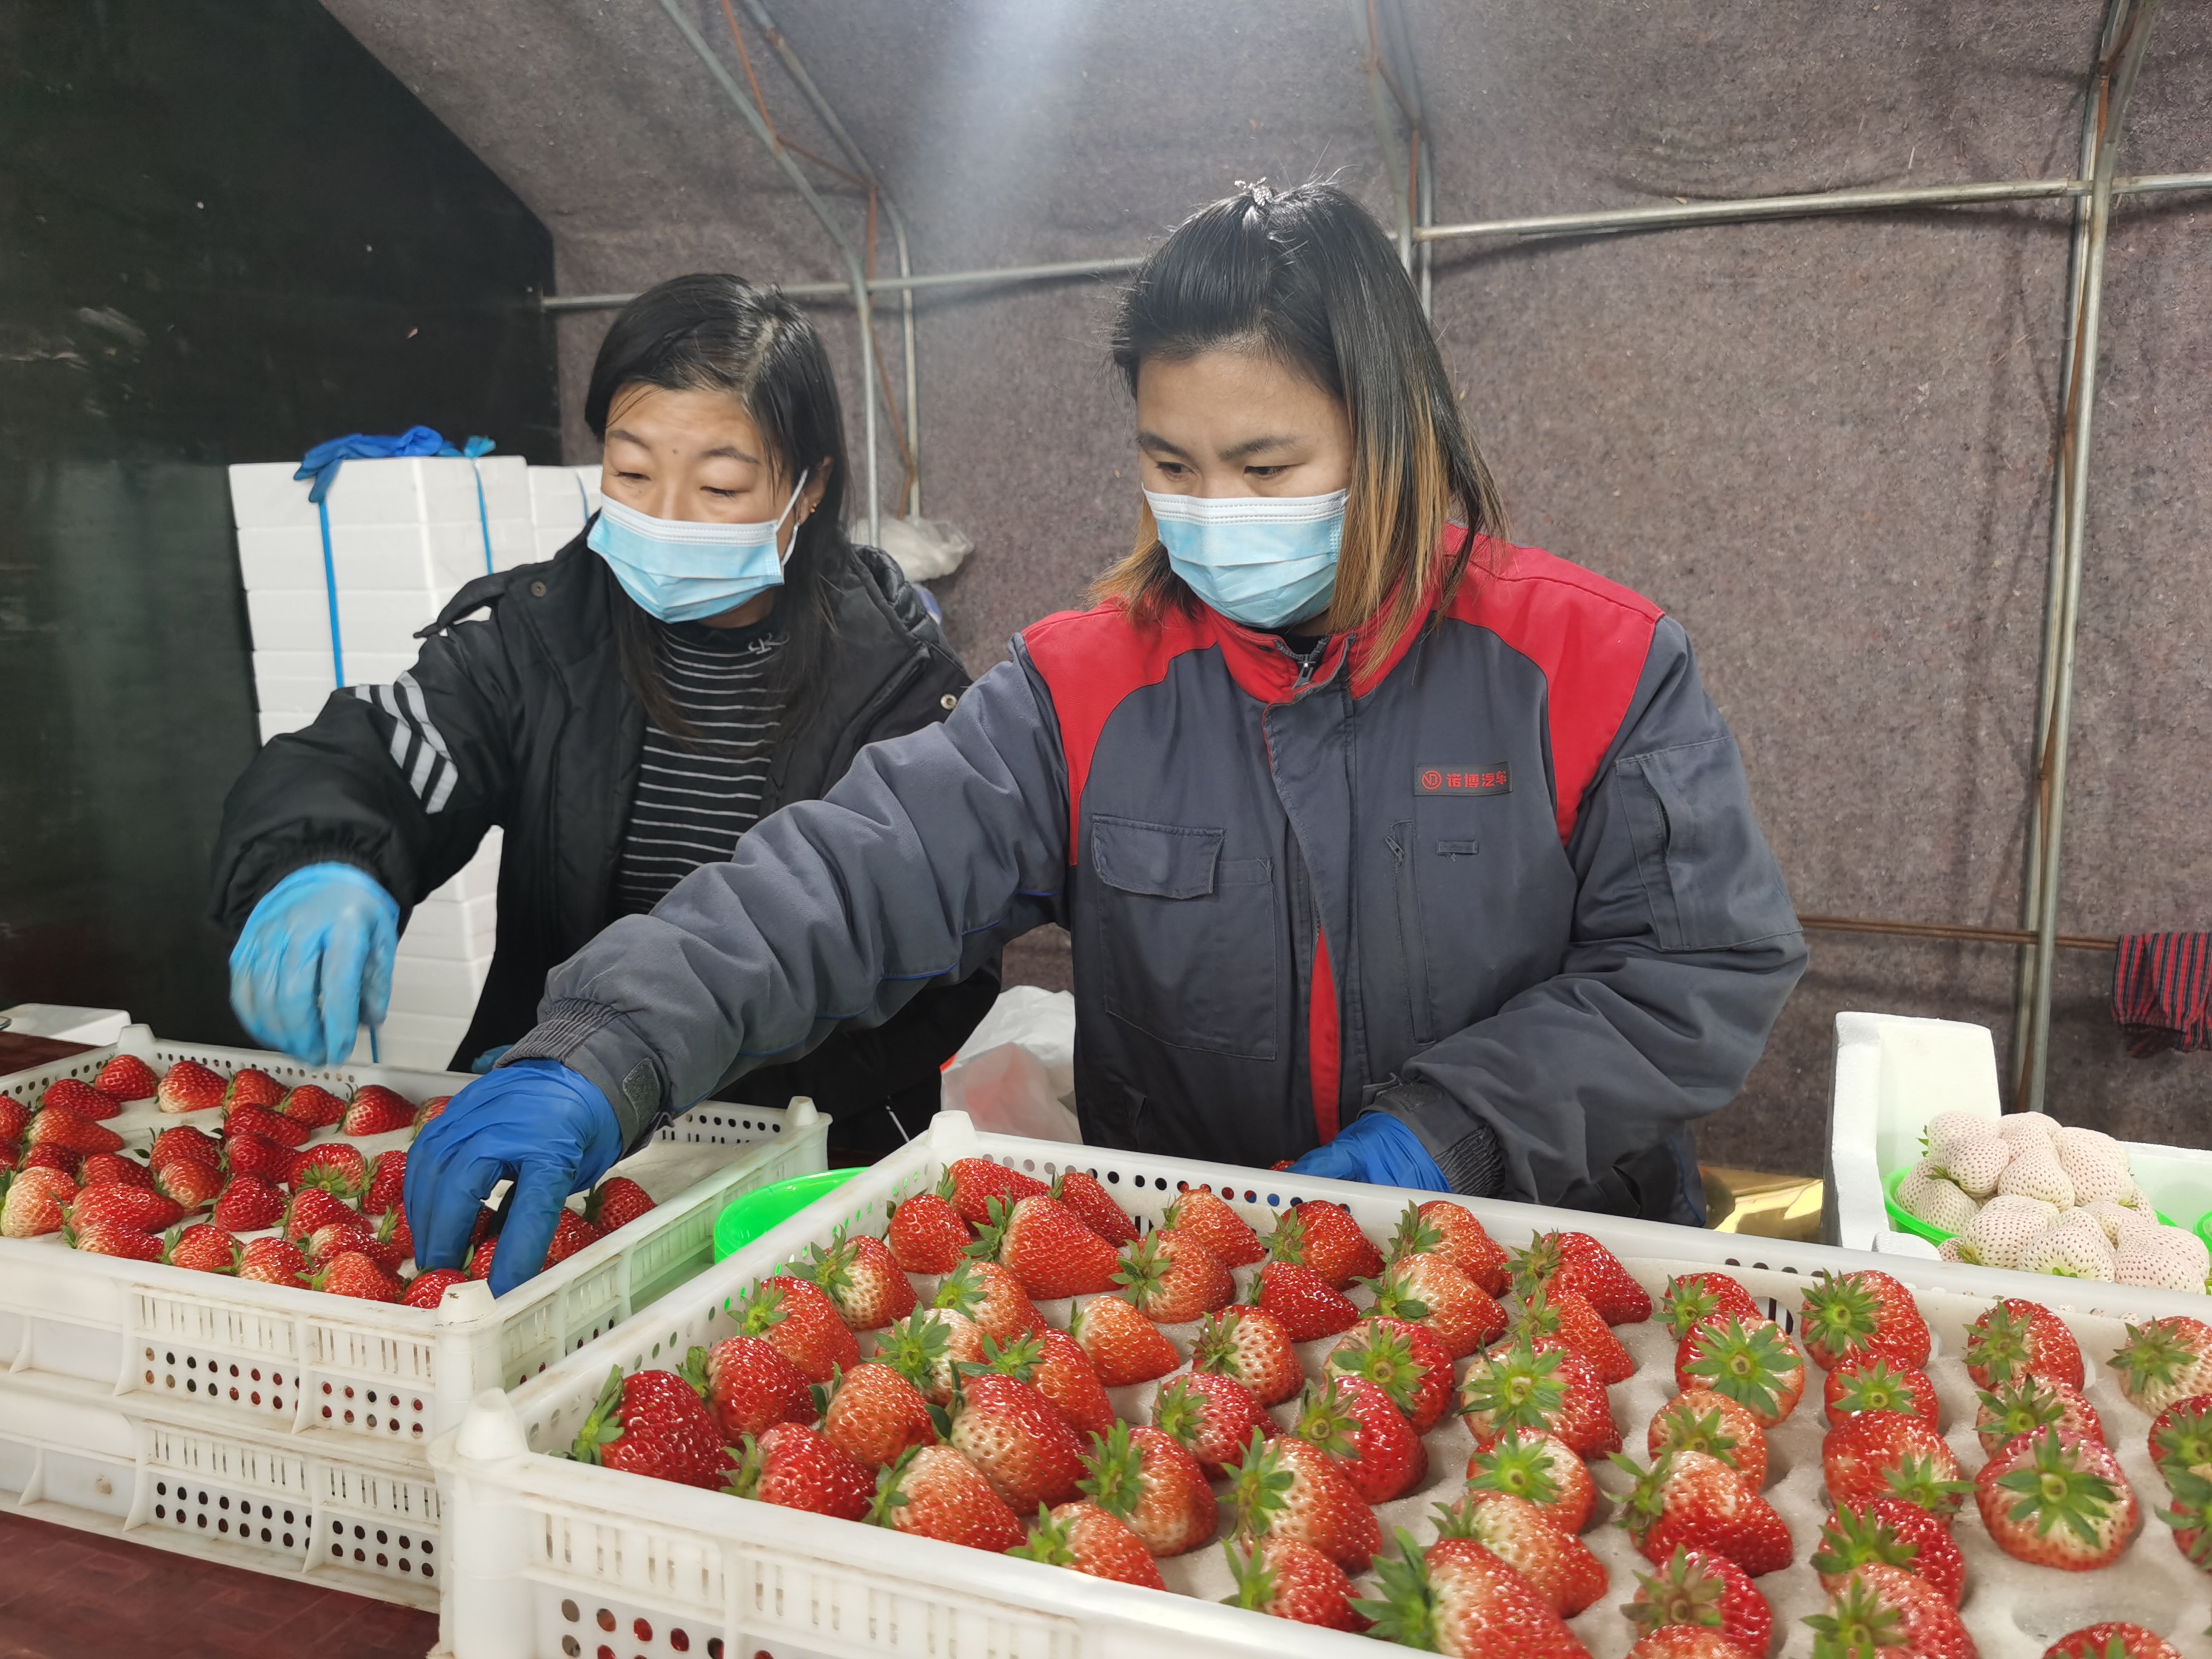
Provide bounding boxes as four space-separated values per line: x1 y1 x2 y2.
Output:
1416 763 1511 796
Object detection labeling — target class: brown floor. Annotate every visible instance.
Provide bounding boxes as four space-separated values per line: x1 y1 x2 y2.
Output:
0 1512 438 1659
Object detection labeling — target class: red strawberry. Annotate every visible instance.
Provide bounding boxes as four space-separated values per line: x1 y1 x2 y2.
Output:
1675 1315 1805 1427
1009 1498 1164 1589
1464 1428 1597 1535
212 1175 284 1233
796 1231 914 1330
28 1106 122 1156
150 1124 223 1171
1153 1369 1272 1478
1113 1226 1232 1324
1222 1534 1369 1632
306 1220 381 1269
1812 1498 1966 1605
223 1067 283 1109
946 1370 1086 1513
1649 1388 1770 1489
1370 1250 1506 1361
1515 1284 1634 1383
2148 1393 2212 1485
277 1083 346 1129
723 1421 873 1522
42 1078 121 1120
973 1329 1115 1443
68 1221 163 1259
1252 1259 1359 1342
67 1184 183 1234
225 1133 293 1184
934 1259 1044 1344
1411 1198 1510 1295
21 1142 80 1177
1458 1336 1620 1459
1048 1168 1137 1245
340 1084 414 1137
361 1150 406 1217
1328 1315 1454 1435
868 1443 1025 1552
941 1156 1048 1228
401 1267 468 1309
2043 1624 2185 1659
313 1250 400 1301
1355 1529 1590 1658
1516 1229 1652 1324
1225 1429 1378 1573
2162 1465 2212 1570
236 1235 308 1286
1614 1448 1794 1577
1067 1293 1179 1386
1661 1272 1763 1341
1824 1409 1972 1518
1273 1200 1380 1290
540 1207 598 1269
885 1185 972 1273
1193 1305 1304 1406
163 1223 240 1275
817 1360 939 1469
1162 1185 1265 1267
570 1355 732 1489
874 1307 985 1405
1965 1298 2085 1391
1799 1269 1931 1373
411 1095 449 1135
224 1102 308 1150
1976 1375 2104 1458
702 1333 819 1440
283 1185 357 1242
1806 1564 1977 1659
1431 1489 1606 1617
737 1275 858 1384
2110 1316 2212 1415
92 1054 157 1101
582 1173 655 1233
1825 1357 1942 1430
1625 1544 1772 1657
156 1059 224 1114
972 1193 1122 1301
1292 1373 1426 1503
79 1151 156 1190
286 1142 367 1197
1081 1419 1217 1558
1976 1427 2140 1568
0 1094 30 1145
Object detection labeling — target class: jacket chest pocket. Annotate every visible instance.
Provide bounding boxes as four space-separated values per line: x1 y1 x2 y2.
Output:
1092 815 1278 1061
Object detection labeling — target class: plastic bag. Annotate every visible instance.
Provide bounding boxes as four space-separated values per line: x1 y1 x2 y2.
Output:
938 985 1080 1143
875 514 974 582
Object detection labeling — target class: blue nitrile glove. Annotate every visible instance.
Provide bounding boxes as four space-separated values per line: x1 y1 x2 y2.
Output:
469 1044 514 1074
229 863 400 1068
294 427 495 503
1289 1111 1449 1191
404 1059 623 1296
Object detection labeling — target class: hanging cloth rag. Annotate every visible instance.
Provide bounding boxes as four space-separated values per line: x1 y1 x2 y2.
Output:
2113 933 2212 1055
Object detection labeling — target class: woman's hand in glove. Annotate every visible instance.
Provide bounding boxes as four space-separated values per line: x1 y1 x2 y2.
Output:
228 863 398 1067
1287 1111 1450 1191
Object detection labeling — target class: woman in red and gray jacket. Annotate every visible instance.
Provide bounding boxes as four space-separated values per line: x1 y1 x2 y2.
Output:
407 183 1805 1284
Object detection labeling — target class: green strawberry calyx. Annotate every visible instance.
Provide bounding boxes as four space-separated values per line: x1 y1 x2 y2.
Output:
1681 1316 1798 1419
1831 1359 1921 1416
1386 1201 1443 1266
1466 1428 1563 1507
1625 1546 1728 1633
1458 1338 1568 1434
1346 1527 1436 1647
1330 1322 1427 1418
1076 1419 1148 1522
1799 1271 1882 1359
1992 1429 2120 1544
1805 1578 1908 1658
1649 1400 1745 1474
1290 1377 1361 1461
1808 1501 1919 1578
1006 1502 1077 1566
1222 1427 1295 1534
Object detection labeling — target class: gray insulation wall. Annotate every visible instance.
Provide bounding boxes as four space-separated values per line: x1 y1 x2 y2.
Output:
321 0 2212 1173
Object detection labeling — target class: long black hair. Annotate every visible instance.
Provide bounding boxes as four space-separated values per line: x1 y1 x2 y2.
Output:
1097 183 1501 666
584 273 850 743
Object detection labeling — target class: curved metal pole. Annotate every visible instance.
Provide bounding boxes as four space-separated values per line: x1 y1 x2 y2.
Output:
656 0 880 541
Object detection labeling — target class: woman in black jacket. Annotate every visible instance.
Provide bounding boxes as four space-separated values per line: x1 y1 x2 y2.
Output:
212 274 994 1164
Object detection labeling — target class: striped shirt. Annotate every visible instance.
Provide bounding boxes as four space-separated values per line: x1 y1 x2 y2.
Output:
614 619 785 916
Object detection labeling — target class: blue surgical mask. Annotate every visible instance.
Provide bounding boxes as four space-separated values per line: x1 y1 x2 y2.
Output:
1145 487 1347 630
588 472 809 625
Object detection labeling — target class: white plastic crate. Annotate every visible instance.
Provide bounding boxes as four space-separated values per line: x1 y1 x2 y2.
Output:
1826 1010 2212 1255
0 1027 828 1606
433 1110 2212 1659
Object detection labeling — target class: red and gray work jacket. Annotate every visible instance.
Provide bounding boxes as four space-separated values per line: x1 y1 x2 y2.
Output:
515 538 1806 1224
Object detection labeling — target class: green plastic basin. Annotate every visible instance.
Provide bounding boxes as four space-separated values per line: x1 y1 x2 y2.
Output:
1886 1165 2179 1247
713 1167 865 1262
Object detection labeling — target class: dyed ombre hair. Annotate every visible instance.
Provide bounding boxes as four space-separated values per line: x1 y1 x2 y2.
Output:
1096 183 1501 663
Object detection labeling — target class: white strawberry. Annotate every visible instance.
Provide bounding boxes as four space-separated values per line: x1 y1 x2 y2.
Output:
2118 1186 2156 1213
1956 1195 2059 1270
2082 1199 2145 1246
1996 1144 2074 1208
1897 1162 1979 1232
1926 1110 1994 1156
2017 1213 2116 1281
1996 1111 2063 1150
1939 1134 2016 1201
1937 1239 1964 1263
2113 1226 2211 1294
2056 1127 2132 1206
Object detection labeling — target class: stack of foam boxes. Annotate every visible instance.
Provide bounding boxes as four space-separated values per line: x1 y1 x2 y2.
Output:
528 463 603 557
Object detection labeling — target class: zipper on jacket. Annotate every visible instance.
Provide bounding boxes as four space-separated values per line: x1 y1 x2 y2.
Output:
1387 821 1435 1045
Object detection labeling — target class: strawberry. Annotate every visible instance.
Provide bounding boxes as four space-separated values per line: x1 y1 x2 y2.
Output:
798 1230 914 1331
1048 1168 1136 1245
223 1067 283 1109
92 1054 157 1101
1355 1528 1590 1658
212 1175 283 1233
1412 1198 1509 1295
945 1370 1086 1513
1965 1298 2085 1390
225 1133 294 1184
340 1084 414 1136
1648 1389 1769 1489
0 1094 30 1145
736 1275 859 1384
1823 1409 1972 1518
21 1142 80 1178
885 1185 973 1273
1676 1316 1805 1428
236 1235 309 1286
378 1205 414 1265
410 1094 449 1136
307 1221 385 1271
570 1356 732 1489
1431 1489 1606 1617
1010 1498 1165 1588
934 1259 1044 1344
1824 1357 1941 1430
401 1267 468 1309
156 1059 224 1114
1614 1449 1794 1577
286 1142 367 1197
1222 1534 1368 1631
313 1250 400 1301
583 1174 655 1233
1515 1229 1652 1324
1153 1369 1272 1478
361 1150 406 1217
1625 1545 1772 1657
68 1221 163 1259
1458 1336 1620 1459
817 1359 939 1469
0 1144 16 1176
1162 1185 1265 1267
1193 1305 1304 1406
2147 1393 2212 1486
1805 1564 1976 1659
150 1124 223 1171
163 1222 240 1275
724 1421 874 1521
970 1194 1122 1301
152 1158 221 1213
1977 1427 2140 1568
1798 1269 1931 1372
1976 1375 2103 1458
1370 1250 1506 1360
224 1102 308 1150
2110 1316 2212 1415
67 1184 183 1234
1226 1428 1378 1572
1081 1419 1216 1557
941 1156 1047 1227
42 1078 121 1120
1273 1200 1380 1290
1329 1316 1453 1434
28 1105 123 1156
2160 1465 2212 1570
1812 1498 1966 1605
869 1443 1025 1552
1292 1373 1426 1503
2042 1625 2184 1659
876 1306 985 1404
1465 1429 1597 1534
1066 1293 1179 1386
79 1151 155 1190
1661 1272 1763 1342
276 1083 346 1129
973 1329 1114 1442
1624 1619 1755 1656
1515 1284 1634 1383
1252 1259 1359 1342
536 1207 598 1270
283 1184 357 1242
1113 1226 1232 1324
